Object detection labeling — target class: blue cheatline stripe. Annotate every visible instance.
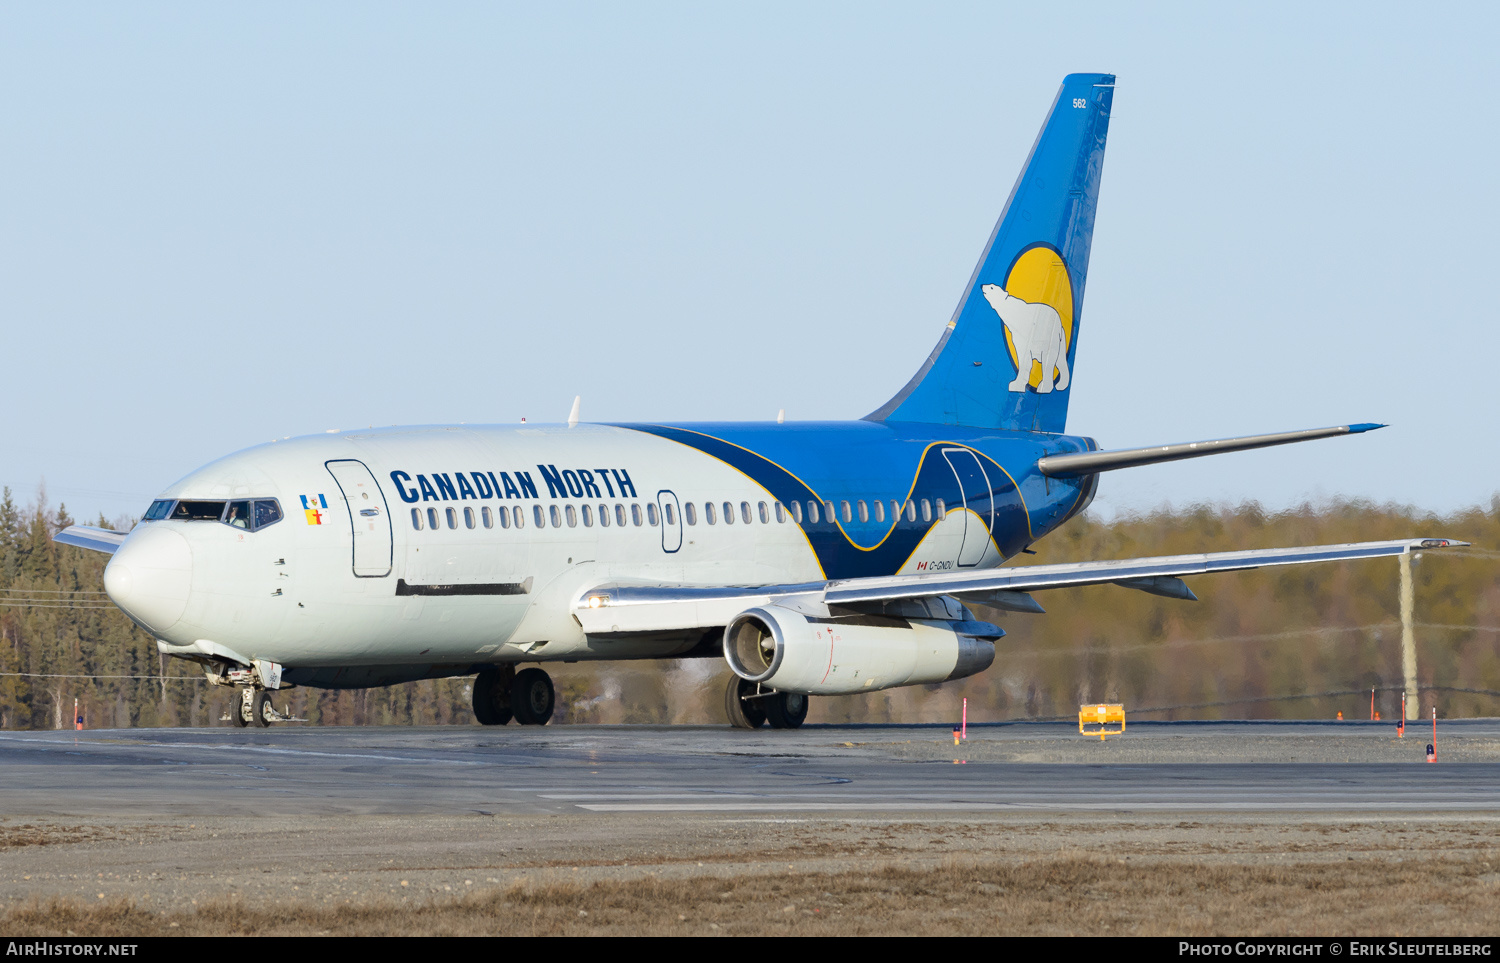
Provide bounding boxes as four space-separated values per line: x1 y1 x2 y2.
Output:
613 424 1032 579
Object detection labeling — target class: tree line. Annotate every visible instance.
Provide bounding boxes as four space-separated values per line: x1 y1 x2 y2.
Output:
1 486 1496 729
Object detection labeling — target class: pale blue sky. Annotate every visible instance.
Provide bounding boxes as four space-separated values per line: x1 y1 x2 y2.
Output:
2 3 1495 524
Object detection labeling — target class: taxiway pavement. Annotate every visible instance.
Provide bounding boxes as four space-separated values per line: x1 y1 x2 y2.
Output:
1 720 1496 817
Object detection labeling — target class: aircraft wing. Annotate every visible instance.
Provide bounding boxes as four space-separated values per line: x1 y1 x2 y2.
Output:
54 524 128 555
573 538 1467 634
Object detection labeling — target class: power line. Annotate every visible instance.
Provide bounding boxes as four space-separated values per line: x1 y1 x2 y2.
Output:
0 672 204 681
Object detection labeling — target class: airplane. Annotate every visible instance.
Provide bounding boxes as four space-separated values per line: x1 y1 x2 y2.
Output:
56 73 1464 729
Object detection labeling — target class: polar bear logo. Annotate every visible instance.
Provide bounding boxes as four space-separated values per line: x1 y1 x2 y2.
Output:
980 283 1070 393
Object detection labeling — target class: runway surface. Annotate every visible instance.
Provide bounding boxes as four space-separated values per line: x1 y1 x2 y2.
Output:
2 720 1498 817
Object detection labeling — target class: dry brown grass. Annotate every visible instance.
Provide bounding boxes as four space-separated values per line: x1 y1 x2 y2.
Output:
0 825 120 850
4 855 1498 937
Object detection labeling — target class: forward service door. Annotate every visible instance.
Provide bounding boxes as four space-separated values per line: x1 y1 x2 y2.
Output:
325 459 394 577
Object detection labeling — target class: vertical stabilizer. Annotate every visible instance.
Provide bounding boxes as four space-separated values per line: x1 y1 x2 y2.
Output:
868 74 1114 432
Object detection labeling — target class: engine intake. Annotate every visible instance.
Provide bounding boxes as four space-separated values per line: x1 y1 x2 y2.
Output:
723 603 997 696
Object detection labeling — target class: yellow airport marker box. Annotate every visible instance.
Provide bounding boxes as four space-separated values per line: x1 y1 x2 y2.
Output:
1079 703 1125 739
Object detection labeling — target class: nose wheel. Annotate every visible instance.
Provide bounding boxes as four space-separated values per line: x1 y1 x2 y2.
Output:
232 689 276 728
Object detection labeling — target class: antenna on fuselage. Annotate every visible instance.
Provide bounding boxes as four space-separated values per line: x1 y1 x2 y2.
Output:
568 395 581 428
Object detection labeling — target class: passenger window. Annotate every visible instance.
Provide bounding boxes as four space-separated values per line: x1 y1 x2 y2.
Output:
446 508 457 529
482 507 493 529
905 500 916 522
806 501 819 524
499 507 511 530
935 498 946 517
616 504 627 527
790 500 802 523
872 500 883 523
599 504 610 527
631 504 643 526
224 500 251 530
550 505 562 528
427 508 439 530
582 504 593 527
840 500 852 523
705 502 716 525
774 502 785 523
534 505 545 528
920 499 932 522
665 503 675 526
464 507 476 529
824 501 836 523
758 502 769 524
722 502 734 525
513 506 524 529
647 503 659 526
565 505 577 528
740 502 751 525
411 508 423 530
684 502 696 526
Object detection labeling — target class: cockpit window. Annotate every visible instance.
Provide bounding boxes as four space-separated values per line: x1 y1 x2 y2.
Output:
253 500 282 529
225 501 252 530
142 499 175 521
157 498 283 531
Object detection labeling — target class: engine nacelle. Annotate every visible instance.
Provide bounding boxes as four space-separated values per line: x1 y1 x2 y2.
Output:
722 604 997 696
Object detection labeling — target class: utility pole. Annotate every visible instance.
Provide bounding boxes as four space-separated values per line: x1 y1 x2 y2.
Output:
1399 551 1420 721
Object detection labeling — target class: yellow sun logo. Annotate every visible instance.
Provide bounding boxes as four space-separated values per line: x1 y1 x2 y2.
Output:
999 246 1074 389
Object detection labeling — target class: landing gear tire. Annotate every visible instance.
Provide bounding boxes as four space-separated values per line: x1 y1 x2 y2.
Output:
511 668 554 726
252 690 275 728
724 676 767 729
233 689 274 728
232 689 253 728
764 691 809 730
472 666 515 726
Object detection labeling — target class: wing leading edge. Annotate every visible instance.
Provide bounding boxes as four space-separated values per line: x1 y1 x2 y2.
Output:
574 538 1467 635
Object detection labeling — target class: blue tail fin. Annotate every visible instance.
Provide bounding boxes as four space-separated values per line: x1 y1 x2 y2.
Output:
867 73 1114 433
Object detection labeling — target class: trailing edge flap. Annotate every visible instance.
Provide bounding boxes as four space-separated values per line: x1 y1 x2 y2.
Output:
573 538 1467 634
54 525 129 555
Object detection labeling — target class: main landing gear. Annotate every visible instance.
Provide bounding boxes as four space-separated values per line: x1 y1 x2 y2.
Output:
232 688 276 728
472 665 555 726
724 676 808 730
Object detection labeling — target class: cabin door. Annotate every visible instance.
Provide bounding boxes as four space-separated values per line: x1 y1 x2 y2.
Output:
941 448 995 568
325 459 394 577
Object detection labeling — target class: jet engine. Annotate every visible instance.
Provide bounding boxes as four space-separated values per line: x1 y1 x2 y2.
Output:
722 602 998 696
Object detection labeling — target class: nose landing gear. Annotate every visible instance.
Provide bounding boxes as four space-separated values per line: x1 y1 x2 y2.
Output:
232 689 277 728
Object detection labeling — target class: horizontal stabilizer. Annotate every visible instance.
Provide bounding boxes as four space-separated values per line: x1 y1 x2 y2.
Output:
54 525 128 555
1037 423 1384 477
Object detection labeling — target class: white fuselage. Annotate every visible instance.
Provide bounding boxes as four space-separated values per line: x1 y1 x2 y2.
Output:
106 424 989 672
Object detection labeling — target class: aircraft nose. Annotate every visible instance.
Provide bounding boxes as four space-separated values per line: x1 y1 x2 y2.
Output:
103 526 193 634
